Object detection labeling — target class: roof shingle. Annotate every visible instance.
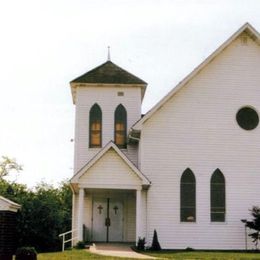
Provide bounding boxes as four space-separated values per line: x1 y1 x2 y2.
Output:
71 60 147 85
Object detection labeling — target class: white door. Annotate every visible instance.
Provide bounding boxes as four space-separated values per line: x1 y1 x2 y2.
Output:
92 198 107 241
92 198 123 242
109 199 123 242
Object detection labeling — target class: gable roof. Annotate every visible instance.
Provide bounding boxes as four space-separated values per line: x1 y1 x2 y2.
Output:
133 23 260 130
70 60 147 104
71 60 147 85
70 141 151 186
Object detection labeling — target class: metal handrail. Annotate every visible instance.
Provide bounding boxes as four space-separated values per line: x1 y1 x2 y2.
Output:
59 229 77 251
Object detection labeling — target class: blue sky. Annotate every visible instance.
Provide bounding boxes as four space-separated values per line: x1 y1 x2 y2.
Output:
0 0 260 186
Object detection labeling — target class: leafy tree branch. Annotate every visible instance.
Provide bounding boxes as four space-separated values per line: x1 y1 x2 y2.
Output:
0 156 22 179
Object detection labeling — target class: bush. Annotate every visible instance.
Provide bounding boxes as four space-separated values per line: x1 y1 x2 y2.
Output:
15 247 37 260
137 237 146 251
150 229 161 251
185 247 195 251
241 206 260 250
75 241 85 249
0 180 72 252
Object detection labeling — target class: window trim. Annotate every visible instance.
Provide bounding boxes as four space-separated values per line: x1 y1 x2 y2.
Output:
210 169 226 222
89 103 102 148
180 168 196 223
236 106 259 131
114 104 127 149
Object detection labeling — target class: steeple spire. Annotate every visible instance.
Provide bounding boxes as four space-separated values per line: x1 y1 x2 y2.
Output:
107 46 111 61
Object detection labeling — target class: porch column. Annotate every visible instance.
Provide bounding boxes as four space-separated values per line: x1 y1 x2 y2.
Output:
136 188 142 244
77 188 84 241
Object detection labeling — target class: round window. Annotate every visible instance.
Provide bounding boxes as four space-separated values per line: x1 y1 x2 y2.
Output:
236 107 259 130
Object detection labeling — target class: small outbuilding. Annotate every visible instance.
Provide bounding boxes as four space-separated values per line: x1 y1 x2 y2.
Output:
0 196 21 260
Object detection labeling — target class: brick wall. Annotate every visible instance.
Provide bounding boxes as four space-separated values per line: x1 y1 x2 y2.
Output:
0 211 18 259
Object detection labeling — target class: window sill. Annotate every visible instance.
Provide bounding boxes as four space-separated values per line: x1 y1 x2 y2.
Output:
209 222 227 225
180 221 197 224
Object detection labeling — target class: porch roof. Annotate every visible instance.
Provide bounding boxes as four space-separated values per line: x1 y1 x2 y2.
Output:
70 141 151 191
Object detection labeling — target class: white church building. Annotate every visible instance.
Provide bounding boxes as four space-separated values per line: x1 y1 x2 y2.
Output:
69 23 260 249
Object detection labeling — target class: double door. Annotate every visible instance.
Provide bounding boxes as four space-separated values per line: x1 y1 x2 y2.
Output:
92 198 123 242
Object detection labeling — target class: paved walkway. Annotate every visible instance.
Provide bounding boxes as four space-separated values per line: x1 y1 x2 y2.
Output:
89 243 155 259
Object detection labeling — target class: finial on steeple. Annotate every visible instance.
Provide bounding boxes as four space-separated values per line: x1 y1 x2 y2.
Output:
107 46 111 61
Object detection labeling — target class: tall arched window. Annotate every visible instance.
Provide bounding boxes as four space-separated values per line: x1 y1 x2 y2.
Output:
114 104 127 148
180 168 196 222
211 169 225 222
89 104 102 148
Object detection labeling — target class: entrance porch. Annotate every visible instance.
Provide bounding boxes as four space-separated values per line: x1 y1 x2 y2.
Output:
70 143 150 245
73 188 145 244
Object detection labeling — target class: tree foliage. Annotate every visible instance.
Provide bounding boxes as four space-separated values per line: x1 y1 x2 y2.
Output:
0 179 72 252
241 206 260 250
0 156 22 179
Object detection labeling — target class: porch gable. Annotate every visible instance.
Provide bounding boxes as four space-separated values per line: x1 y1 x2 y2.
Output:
70 142 150 190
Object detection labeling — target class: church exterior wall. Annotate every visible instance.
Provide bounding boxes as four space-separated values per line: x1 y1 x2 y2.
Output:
74 86 141 172
78 149 142 187
140 33 260 249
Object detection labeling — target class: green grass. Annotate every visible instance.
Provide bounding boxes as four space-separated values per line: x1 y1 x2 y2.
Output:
145 250 260 259
38 249 260 260
38 249 125 260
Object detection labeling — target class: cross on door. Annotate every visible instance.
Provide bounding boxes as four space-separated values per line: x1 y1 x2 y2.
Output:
97 205 103 214
113 205 119 214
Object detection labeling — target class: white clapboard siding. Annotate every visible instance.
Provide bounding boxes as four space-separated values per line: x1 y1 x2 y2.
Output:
74 86 141 173
79 149 142 187
125 193 136 241
122 144 138 166
140 33 260 249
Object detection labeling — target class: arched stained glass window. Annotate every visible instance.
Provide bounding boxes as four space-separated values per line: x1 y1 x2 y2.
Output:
180 168 196 222
89 104 102 148
114 104 127 148
211 169 225 222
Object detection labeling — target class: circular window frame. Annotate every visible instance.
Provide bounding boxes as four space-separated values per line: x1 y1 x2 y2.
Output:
236 106 259 131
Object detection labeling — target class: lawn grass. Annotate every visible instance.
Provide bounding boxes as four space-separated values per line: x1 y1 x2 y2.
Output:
38 249 124 260
145 250 260 259
38 249 260 259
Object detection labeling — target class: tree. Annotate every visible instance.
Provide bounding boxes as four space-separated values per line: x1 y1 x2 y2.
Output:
15 181 72 252
0 156 22 179
241 206 260 250
0 179 72 252
0 155 72 252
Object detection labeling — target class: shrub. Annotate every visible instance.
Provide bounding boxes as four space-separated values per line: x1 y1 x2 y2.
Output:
241 206 260 250
150 229 161 251
185 247 195 251
75 241 85 249
137 237 146 251
15 247 37 260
